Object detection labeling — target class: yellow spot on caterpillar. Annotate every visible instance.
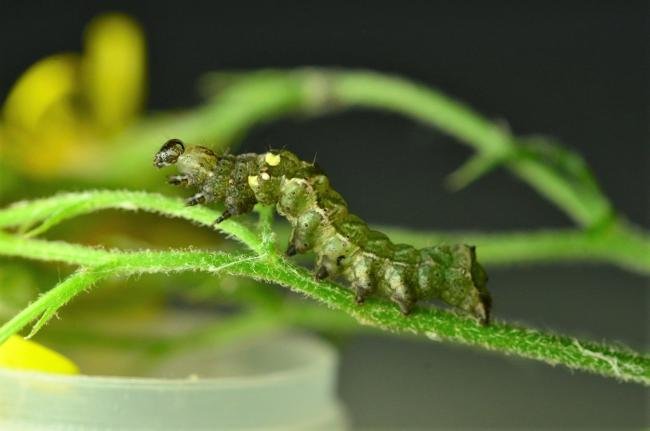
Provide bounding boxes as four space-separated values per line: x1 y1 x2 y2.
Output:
260 172 271 181
247 175 259 188
265 152 281 166
0 335 79 375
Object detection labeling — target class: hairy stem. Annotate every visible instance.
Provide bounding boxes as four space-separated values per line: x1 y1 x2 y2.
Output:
198 69 612 228
0 250 262 345
0 190 262 253
378 223 650 275
0 269 104 343
0 238 647 384
2 190 648 274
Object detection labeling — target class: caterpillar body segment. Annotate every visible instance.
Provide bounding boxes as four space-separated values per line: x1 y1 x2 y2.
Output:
154 139 492 324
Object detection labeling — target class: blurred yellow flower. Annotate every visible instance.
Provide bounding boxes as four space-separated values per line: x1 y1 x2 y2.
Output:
0 335 79 375
0 13 146 178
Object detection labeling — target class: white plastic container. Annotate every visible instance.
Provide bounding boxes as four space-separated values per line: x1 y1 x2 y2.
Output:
0 332 347 430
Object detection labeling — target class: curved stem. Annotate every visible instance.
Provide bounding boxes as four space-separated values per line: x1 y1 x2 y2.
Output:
0 238 647 384
274 221 650 275
325 70 612 227
378 222 650 275
196 69 612 227
0 190 262 253
3 190 648 274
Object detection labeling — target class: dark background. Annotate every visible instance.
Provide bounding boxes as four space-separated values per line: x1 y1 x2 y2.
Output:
2 1 648 429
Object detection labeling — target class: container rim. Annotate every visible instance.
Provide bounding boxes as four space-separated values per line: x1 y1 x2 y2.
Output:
0 332 337 389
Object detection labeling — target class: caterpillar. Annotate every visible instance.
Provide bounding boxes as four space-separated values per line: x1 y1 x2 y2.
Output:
154 139 492 324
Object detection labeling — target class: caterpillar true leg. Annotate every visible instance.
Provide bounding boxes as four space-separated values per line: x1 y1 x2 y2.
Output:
154 139 493 324
285 242 298 257
185 192 206 206
168 174 191 186
213 209 231 225
314 265 329 281
214 195 256 224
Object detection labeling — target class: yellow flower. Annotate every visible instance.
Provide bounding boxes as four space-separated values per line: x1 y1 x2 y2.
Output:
0 335 79 375
0 13 146 178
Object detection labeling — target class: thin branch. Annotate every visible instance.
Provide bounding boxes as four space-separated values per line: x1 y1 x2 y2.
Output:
377 223 650 275
0 250 262 345
198 69 612 228
3 190 648 274
0 190 262 253
0 269 104 343
0 232 648 384
274 222 650 275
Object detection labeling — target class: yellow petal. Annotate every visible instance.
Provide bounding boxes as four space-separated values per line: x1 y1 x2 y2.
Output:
0 335 79 375
82 13 146 134
2 54 80 132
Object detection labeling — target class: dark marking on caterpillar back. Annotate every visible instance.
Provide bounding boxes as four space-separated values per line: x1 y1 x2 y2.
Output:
154 139 492 324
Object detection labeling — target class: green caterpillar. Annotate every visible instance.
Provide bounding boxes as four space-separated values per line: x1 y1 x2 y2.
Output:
154 139 492 324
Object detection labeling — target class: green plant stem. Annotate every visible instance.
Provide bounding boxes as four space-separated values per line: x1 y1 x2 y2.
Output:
0 236 647 384
0 69 645 385
331 71 612 227
276 222 650 275
1 269 104 342
378 223 650 275
196 69 612 228
0 249 262 344
0 190 261 253
2 190 648 274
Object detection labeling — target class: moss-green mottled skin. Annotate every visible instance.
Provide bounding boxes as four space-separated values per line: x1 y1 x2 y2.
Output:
154 139 492 323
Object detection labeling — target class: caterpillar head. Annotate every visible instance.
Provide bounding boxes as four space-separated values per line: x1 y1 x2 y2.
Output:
154 139 218 184
154 139 185 168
